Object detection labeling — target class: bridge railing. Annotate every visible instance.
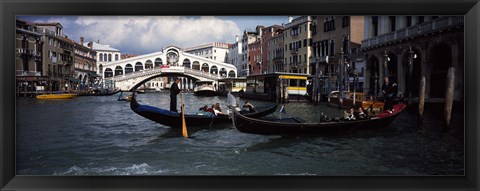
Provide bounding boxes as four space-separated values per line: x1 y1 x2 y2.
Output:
106 66 225 82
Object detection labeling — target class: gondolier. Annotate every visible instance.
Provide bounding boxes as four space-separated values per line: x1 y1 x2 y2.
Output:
170 78 181 112
382 77 397 113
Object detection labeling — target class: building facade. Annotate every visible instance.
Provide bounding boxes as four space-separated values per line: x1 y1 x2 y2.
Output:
261 25 284 74
361 16 464 101
228 35 243 76
184 42 231 64
35 22 76 92
241 29 260 76
267 28 285 73
73 37 97 91
311 16 365 96
15 20 44 95
283 16 314 74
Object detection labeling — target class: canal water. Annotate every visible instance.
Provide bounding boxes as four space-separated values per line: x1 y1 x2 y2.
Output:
16 92 464 175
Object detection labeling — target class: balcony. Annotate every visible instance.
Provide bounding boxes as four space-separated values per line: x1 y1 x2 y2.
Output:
16 70 42 76
291 48 299 54
361 16 464 49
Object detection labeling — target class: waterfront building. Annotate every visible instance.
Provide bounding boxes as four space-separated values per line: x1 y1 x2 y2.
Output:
15 20 44 95
261 25 284 74
86 41 121 89
283 16 314 75
267 27 285 73
248 39 262 75
361 16 464 101
228 35 243 76
73 37 97 91
311 16 365 96
184 42 231 65
35 22 76 92
241 29 261 76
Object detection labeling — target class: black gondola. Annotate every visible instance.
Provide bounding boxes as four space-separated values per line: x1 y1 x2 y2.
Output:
130 95 278 128
77 89 121 96
232 103 407 135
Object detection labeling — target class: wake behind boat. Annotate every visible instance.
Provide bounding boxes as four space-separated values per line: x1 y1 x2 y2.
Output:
232 103 407 135
130 94 278 128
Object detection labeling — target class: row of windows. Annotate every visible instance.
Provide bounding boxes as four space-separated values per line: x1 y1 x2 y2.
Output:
99 53 119 62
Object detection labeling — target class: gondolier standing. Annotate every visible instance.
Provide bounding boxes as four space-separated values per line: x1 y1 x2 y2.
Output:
170 78 181 113
382 77 397 113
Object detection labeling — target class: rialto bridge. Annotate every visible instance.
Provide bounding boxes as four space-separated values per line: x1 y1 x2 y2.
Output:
101 46 237 91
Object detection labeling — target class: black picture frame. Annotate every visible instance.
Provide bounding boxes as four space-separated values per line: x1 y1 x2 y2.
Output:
1 0 478 190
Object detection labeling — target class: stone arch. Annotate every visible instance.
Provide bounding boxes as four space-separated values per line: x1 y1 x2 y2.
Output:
228 70 236 78
135 62 143 71
183 59 191 68
192 61 200 70
201 63 209 72
114 66 123 76
145 60 154 69
104 68 113 77
154 58 163 67
125 64 134 74
429 44 452 98
219 68 227 77
210 65 218 75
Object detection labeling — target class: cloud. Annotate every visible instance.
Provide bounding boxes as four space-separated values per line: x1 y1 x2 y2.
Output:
73 16 241 54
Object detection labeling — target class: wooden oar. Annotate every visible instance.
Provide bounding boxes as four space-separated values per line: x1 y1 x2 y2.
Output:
180 93 188 138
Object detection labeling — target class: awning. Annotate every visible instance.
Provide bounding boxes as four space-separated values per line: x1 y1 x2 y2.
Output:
69 78 80 83
88 72 98 77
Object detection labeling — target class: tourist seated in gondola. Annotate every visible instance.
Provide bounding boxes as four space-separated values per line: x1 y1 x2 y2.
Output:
355 107 369 120
196 105 215 116
213 103 227 116
242 101 256 113
341 108 356 121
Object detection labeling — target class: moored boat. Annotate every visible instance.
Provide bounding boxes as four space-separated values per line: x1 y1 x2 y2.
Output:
130 94 278 128
77 89 121 96
36 93 77 100
193 81 217 96
232 103 406 135
328 91 385 111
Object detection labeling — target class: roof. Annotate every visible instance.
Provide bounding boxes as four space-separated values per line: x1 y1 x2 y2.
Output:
90 42 120 52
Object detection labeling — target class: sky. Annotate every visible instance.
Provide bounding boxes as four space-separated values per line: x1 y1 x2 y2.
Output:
17 16 289 55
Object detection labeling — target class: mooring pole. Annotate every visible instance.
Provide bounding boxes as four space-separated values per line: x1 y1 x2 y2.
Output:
444 67 455 130
418 76 426 126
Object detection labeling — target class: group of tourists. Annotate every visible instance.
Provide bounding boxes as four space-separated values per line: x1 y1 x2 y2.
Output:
169 77 257 116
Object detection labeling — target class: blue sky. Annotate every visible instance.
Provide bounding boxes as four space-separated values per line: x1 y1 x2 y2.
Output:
17 16 289 54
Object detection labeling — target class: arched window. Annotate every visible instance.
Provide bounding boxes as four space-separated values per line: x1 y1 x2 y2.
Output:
99 53 103 61
103 54 107 62
115 54 119 61
108 54 112 62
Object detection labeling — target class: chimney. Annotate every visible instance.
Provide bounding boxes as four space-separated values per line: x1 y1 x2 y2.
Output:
97 40 100 43
87 42 93 49
80 37 84 46
288 16 293 23
235 35 239 42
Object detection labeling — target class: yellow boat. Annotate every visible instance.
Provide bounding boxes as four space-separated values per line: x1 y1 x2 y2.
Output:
36 93 77 100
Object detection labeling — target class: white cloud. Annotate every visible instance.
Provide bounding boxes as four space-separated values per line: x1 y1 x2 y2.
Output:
73 16 241 54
